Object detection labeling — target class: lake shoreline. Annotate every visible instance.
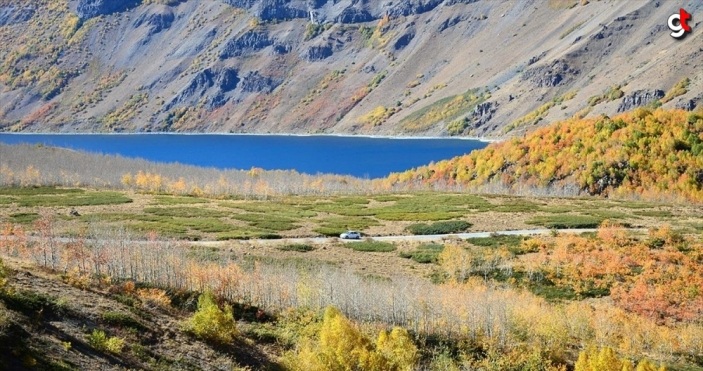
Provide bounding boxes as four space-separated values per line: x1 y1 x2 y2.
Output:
0 131 500 143
0 134 489 178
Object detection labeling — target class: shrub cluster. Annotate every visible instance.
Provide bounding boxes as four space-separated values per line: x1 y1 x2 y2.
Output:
185 291 237 344
347 240 396 252
88 329 125 354
284 307 417 370
406 220 471 235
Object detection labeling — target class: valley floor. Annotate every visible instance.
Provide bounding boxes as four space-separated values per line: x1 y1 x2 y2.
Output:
0 186 702 370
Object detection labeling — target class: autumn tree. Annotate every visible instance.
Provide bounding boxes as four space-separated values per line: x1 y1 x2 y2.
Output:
575 347 665 371
185 290 237 344
285 306 418 371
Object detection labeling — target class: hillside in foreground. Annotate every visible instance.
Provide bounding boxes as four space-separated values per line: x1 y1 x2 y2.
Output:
387 108 703 202
1 218 702 370
0 0 701 136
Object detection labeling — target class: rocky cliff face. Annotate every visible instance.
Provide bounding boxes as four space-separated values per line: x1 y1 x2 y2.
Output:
73 0 141 20
0 0 701 136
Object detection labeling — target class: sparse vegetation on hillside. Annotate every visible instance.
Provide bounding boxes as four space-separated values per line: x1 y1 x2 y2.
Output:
389 109 703 202
661 77 690 104
359 105 397 127
505 92 576 133
401 89 486 133
587 85 624 107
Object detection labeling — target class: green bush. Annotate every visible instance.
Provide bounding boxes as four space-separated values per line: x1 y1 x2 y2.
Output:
399 243 444 263
525 215 602 229
231 213 298 231
347 240 396 252
8 212 40 224
406 220 471 235
144 207 228 218
466 235 526 248
88 329 125 354
16 191 132 207
101 311 146 331
0 258 6 290
314 227 346 237
376 212 460 222
633 210 673 218
0 187 84 196
185 291 237 344
152 195 209 205
278 244 315 252
0 290 65 318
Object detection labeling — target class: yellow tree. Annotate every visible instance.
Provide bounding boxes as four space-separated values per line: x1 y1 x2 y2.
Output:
376 327 418 371
315 306 378 370
286 307 419 371
438 244 473 282
575 347 665 371
185 291 237 344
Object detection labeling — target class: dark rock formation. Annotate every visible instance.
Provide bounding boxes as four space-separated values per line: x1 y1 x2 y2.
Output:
387 0 443 17
257 0 307 21
220 0 258 7
206 92 228 110
438 15 466 32
591 161 630 195
220 31 273 59
675 95 700 111
306 0 327 8
444 0 480 5
303 45 333 61
74 0 141 20
522 60 579 88
470 101 497 129
220 0 480 25
335 7 374 24
166 67 239 110
216 68 240 92
272 44 292 54
527 52 546 66
617 89 664 112
0 6 35 26
393 30 415 50
133 8 175 35
240 71 281 93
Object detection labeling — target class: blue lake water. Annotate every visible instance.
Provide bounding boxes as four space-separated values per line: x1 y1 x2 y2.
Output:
0 134 488 178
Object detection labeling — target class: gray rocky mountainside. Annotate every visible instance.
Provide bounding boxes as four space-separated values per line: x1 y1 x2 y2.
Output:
0 0 701 137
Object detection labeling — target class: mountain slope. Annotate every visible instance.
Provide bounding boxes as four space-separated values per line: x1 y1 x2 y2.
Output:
386 108 703 202
0 0 701 136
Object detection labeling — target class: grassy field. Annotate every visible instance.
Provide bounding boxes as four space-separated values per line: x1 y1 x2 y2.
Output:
1 186 700 241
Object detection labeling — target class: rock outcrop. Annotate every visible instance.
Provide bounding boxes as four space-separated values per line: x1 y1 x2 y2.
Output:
220 31 273 59
522 60 579 88
133 8 175 35
335 7 374 24
387 0 443 17
166 67 239 110
393 30 415 51
74 0 141 20
676 95 700 111
303 44 333 61
617 89 665 112
240 71 281 93
469 101 497 129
